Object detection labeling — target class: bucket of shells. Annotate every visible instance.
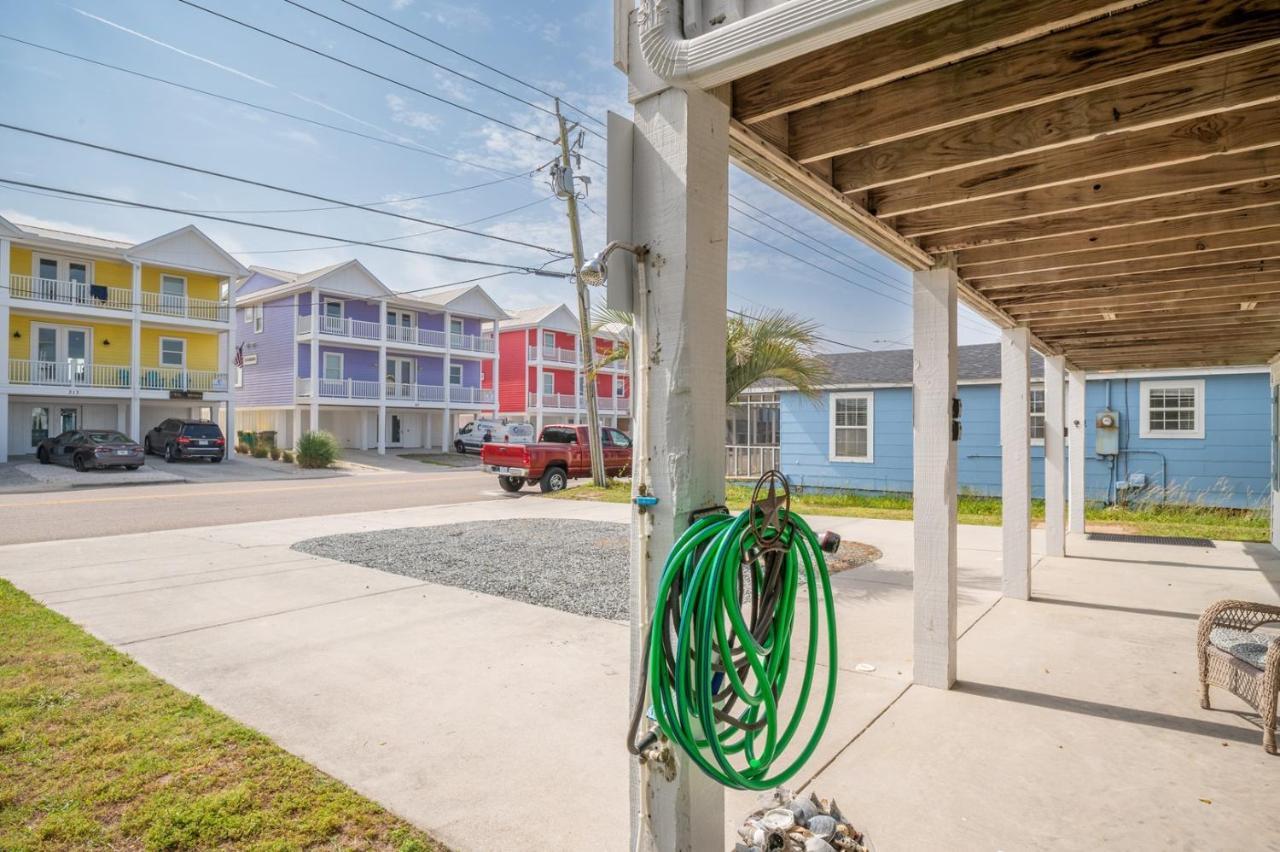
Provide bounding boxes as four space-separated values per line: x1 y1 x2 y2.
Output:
732 788 870 852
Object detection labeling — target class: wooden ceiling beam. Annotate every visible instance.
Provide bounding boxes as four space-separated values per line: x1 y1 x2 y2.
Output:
1047 323 1280 348
1031 304 1280 334
731 0 1144 125
1040 316 1280 341
1017 293 1280 323
831 45 1280 193
869 102 1280 218
968 244 1280 289
918 180 1280 253
787 0 1280 163
1070 352 1275 369
984 270 1280 307
959 222 1280 278
891 146 1280 237
1065 343 1278 361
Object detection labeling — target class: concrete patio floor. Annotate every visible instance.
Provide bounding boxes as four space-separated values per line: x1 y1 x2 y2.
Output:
0 500 1276 851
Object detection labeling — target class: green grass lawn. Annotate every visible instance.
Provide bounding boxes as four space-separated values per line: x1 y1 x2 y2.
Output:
553 481 1270 542
0 580 445 851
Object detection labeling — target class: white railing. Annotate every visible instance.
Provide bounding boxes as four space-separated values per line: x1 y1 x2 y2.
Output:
139 367 228 392
9 359 131 389
449 385 495 405
387 325 447 349
725 445 780 479
529 392 579 410
10 274 131 312
387 382 447 403
597 396 632 413
141 292 229 322
451 332 496 353
316 316 382 341
297 315 312 335
532 344 578 364
296 377 379 399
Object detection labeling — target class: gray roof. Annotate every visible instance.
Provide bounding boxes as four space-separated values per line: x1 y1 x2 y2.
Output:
755 343 1044 390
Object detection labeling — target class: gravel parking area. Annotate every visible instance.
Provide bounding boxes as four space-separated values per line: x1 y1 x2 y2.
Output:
293 519 630 619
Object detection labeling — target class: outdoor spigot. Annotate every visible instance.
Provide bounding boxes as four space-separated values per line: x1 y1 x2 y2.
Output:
634 484 658 514
818 530 841 555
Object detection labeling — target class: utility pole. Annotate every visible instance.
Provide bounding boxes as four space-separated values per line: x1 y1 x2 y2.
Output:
553 98 607 487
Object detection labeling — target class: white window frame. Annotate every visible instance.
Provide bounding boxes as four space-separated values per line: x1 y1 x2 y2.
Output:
244 306 254 324
1140 379 1205 440
450 363 463 386
159 336 186 368
32 254 94 283
542 330 555 350
160 274 187 297
254 304 264 333
1029 385 1046 446
541 371 554 395
450 317 465 336
322 351 344 381
828 391 874 463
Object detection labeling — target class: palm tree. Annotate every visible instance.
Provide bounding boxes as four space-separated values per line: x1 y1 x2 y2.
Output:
590 307 829 401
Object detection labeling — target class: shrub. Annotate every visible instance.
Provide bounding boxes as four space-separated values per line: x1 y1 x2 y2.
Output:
235 443 250 455
281 450 295 464
269 446 281 461
296 431 339 469
251 445 269 459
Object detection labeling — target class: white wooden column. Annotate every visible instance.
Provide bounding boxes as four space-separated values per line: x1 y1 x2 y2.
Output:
1001 326 1032 600
0 237 10 462
443 310 452 448
912 265 959 689
1068 366 1087 534
129 262 142 442
627 84 729 852
377 299 387 455
1043 355 1067 558
291 407 302 450
309 287 320 436
223 275 236 462
489 319 499 418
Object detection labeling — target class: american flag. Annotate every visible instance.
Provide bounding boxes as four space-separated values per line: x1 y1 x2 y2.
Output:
233 343 244 368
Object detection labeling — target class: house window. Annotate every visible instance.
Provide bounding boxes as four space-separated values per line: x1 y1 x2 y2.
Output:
254 305 264 333
451 318 464 336
449 364 462 385
244 307 254 324
322 300 344 332
616 382 625 397
159 337 186 368
1140 379 1205 439
829 392 874 462
161 274 186 297
1030 387 1045 443
542 372 555 395
322 352 343 380
543 330 555 350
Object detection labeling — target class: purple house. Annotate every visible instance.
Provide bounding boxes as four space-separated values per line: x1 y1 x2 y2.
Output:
233 260 508 452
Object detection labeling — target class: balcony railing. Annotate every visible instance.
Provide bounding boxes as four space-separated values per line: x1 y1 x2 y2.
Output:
449 385 495 405
386 382 446 403
725 445 780 479
596 396 632 413
11 274 131 312
139 367 229 392
295 377 381 400
141 292 229 322
529 392 579 410
530 344 578 364
386 325 447 349
451 332 495 353
8 359 131 389
295 315 492 353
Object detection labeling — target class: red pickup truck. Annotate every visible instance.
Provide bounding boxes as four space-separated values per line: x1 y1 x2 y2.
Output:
482 424 633 492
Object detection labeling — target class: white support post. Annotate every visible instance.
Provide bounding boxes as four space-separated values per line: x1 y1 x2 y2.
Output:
377 299 387 455
443 310 453 448
0 236 9 463
1068 367 1087 535
1043 355 1067 558
1001 327 1032 600
291 407 302 450
309 287 320 437
129 262 142 442
628 84 729 852
912 265 959 689
224 275 236 462
489 319 500 418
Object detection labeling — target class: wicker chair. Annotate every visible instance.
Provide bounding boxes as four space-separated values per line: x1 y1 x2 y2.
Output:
1197 599 1280 754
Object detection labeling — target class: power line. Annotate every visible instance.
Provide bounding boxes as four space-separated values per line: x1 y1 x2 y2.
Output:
336 0 607 132
726 307 872 352
0 178 574 276
0 33 522 179
175 0 555 144
0 123 568 257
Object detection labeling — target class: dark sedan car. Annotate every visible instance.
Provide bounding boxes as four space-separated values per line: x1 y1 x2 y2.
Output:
37 430 145 471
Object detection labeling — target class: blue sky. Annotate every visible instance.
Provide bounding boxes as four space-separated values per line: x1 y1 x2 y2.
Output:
0 0 997 349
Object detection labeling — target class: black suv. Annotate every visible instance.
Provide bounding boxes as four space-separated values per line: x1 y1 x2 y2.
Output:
144 419 226 462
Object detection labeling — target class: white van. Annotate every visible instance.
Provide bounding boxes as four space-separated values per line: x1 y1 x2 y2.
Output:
453 419 535 454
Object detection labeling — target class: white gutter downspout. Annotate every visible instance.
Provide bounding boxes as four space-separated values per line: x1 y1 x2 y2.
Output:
630 0 963 90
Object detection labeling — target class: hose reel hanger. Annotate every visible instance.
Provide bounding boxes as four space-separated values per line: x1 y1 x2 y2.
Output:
627 470 841 791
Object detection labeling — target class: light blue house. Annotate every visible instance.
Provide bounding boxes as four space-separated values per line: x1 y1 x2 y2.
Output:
736 344 1271 509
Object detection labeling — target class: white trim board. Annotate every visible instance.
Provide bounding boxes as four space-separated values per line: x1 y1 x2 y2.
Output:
828 391 874 463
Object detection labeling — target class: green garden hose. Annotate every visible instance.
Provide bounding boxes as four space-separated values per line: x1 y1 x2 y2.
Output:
628 485 839 791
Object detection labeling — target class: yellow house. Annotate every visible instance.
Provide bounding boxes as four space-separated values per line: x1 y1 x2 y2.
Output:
0 216 247 461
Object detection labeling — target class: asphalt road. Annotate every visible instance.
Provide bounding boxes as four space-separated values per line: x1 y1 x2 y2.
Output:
0 469 512 545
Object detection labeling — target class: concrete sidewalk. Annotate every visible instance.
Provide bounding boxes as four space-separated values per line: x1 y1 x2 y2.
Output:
1 502 1275 850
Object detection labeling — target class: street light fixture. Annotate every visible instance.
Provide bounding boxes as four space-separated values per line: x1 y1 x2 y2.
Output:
579 240 646 286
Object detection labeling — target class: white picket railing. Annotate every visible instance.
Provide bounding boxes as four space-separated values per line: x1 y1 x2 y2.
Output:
596 396 632 413
9 359 131 389
295 377 380 399
387 383 447 403
141 292 229 322
139 367 228 392
449 385 495 405
386 325 448 349
529 392 579 410
10 275 131 312
533 345 578 364
451 332 496 353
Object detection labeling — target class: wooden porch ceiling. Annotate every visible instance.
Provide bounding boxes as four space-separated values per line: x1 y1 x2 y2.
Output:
724 0 1280 370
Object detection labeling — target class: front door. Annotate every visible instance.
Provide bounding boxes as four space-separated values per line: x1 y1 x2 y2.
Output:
386 357 414 398
59 407 78 434
389 414 403 447
29 406 50 451
32 323 90 385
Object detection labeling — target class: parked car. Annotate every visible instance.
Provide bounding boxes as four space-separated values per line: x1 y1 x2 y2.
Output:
144 419 226 463
481 424 632 492
36 430 144 471
454 419 535 454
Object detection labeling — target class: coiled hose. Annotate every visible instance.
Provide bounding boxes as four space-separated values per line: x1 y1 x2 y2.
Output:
628 503 839 790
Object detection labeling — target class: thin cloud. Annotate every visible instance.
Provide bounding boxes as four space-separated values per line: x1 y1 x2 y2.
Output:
73 8 276 88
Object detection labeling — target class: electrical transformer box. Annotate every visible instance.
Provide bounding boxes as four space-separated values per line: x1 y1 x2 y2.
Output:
1096 409 1120 456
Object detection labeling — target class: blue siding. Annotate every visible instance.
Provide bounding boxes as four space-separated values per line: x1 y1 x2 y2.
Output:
778 372 1270 509
236 295 296 407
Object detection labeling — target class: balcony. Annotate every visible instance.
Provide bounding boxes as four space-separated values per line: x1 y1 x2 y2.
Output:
449 385 495 405
9 275 230 322
529 344 579 365
295 377 382 400
296 314 382 342
385 325 447 349
295 378 494 405
140 292 229 322
295 315 495 353
450 332 495 354
7 360 227 393
386 382 446 403
596 396 631 413
529 392 579 410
